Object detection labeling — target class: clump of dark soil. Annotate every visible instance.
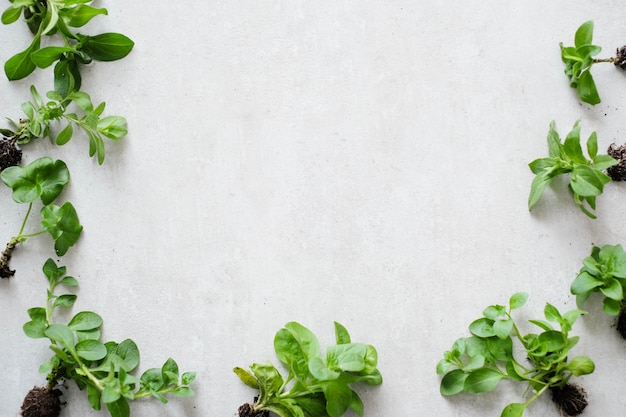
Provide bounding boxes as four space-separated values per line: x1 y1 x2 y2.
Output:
607 143 626 181
616 308 626 339
0 240 17 278
238 402 269 417
614 46 626 70
0 136 22 172
550 383 588 417
20 386 62 417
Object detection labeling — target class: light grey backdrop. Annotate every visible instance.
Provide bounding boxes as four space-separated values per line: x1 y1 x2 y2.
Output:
2 1 626 416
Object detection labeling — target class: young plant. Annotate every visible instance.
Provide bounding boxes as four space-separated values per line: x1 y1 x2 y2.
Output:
0 156 82 278
2 0 134 96
233 321 382 417
437 292 594 417
570 244 626 338
1 85 127 165
21 258 196 417
560 20 626 105
528 120 617 218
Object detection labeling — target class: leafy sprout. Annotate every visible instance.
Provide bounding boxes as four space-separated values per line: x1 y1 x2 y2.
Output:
437 292 594 417
0 156 82 278
2 0 134 96
528 120 617 218
234 321 382 417
22 258 196 417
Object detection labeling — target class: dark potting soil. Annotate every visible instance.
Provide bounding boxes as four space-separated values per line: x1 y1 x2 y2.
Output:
550 383 588 417
238 403 269 417
616 309 626 339
0 137 22 172
607 143 626 181
0 240 17 279
615 46 626 70
20 386 62 417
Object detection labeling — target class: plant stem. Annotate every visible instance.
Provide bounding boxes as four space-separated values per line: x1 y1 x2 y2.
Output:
593 57 616 63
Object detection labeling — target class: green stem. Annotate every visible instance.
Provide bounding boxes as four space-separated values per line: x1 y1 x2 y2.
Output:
593 57 616 63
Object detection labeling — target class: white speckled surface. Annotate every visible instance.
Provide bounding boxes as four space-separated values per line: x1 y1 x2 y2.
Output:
2 1 626 416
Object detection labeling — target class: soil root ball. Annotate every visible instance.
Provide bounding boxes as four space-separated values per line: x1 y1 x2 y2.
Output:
615 46 626 70
616 309 626 339
550 383 588 417
238 403 269 417
0 137 22 172
607 143 626 181
20 386 62 417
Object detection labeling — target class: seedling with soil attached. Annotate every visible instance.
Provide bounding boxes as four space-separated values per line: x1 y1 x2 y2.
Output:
560 20 626 105
20 258 196 417
528 120 617 218
0 156 82 278
234 321 382 417
570 244 626 339
437 292 594 417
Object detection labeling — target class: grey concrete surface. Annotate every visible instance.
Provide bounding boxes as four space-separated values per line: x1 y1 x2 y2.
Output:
2 1 626 416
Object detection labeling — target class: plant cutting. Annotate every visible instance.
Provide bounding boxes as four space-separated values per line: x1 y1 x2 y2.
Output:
437 292 594 417
570 243 626 338
20 258 196 417
0 156 82 278
560 20 626 105
528 120 617 218
2 0 134 97
233 321 382 417
0 85 127 167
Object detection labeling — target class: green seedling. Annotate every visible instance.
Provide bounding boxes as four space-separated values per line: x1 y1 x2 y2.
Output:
570 244 626 338
528 120 617 218
20 258 196 417
234 321 382 417
560 20 626 105
2 0 134 96
0 156 82 278
0 85 127 166
437 292 594 417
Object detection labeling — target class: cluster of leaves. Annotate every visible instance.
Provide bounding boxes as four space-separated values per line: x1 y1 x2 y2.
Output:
528 120 617 218
560 20 626 105
234 322 382 417
24 258 196 417
2 0 134 96
571 244 626 316
437 293 594 417
1 85 127 164
0 156 82 277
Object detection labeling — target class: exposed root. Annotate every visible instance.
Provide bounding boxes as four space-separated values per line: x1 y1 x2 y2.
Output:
551 383 588 417
20 386 63 417
607 143 626 181
0 240 17 278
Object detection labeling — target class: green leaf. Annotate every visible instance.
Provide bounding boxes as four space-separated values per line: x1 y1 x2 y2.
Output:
544 303 562 323
571 271 603 295
576 70 600 105
463 368 504 393
528 171 554 210
603 297 621 315
334 322 351 344
326 343 367 372
60 4 107 27
44 324 75 350
87 384 102 410
53 294 77 308
97 116 127 140
587 131 598 159
4 37 40 80
114 339 140 371
501 403 526 417
140 368 164 391
162 358 179 385
55 122 74 146
537 330 566 352
568 356 595 376
570 165 607 197
41 202 83 256
1 157 69 204
575 21 594 48
600 278 624 301
105 397 130 417
593 154 618 171
181 371 196 385
321 380 353 417
68 311 103 331
76 339 107 361
487 336 513 362
509 292 528 310
493 319 513 339
79 33 134 61
309 357 340 381
173 386 194 397
54 60 76 98
233 367 259 389
440 369 467 396
469 318 495 338
31 46 74 69
1 6 22 25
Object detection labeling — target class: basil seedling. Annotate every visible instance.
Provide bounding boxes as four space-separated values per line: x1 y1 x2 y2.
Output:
20 259 196 417
0 157 82 278
528 120 617 218
437 293 594 417
560 20 626 105
234 321 382 417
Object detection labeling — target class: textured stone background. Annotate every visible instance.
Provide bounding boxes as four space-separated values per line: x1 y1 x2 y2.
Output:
2 1 626 416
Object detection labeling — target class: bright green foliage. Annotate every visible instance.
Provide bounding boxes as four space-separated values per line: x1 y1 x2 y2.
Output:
24 259 196 417
2 85 127 164
528 120 617 218
437 293 594 417
2 0 134 94
560 21 603 105
1 156 82 256
234 322 382 417
571 244 626 316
